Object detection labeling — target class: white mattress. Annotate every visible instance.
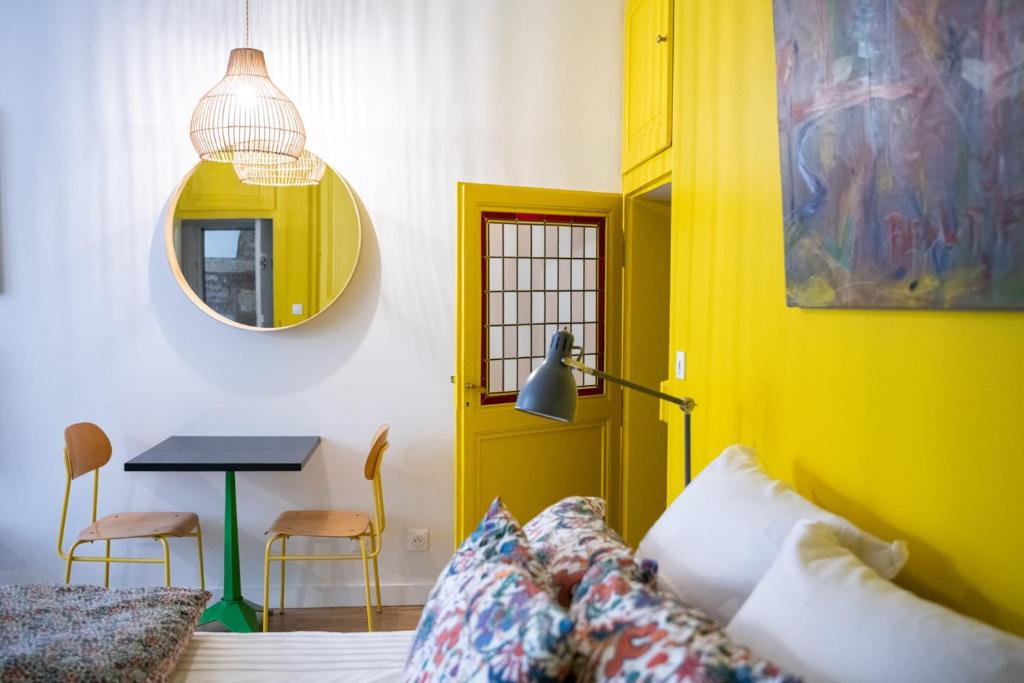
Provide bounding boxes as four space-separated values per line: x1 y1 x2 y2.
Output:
173 630 416 683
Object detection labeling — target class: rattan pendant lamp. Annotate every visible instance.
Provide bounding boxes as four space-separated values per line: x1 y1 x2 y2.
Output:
190 0 305 165
235 148 326 187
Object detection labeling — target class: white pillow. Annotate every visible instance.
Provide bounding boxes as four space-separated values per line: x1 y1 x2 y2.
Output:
727 520 1024 683
636 444 907 624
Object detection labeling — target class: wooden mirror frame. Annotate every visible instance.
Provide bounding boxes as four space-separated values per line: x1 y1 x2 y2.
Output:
164 160 362 332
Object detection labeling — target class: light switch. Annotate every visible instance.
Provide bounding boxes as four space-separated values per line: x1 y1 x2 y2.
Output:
675 351 686 380
292 303 303 315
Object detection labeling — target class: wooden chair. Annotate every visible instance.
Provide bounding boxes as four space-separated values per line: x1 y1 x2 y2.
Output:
58 422 205 589
263 425 389 632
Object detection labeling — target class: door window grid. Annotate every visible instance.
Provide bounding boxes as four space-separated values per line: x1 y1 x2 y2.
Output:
480 212 605 404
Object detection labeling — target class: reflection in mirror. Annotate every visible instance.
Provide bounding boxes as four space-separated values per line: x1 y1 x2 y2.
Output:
168 157 360 330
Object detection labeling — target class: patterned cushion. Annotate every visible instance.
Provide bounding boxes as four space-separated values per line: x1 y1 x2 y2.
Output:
523 496 636 606
570 558 802 682
0 584 210 682
404 498 575 682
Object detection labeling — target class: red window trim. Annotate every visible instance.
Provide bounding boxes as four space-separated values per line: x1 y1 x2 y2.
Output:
479 211 606 406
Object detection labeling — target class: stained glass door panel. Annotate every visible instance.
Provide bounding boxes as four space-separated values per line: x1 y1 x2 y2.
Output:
481 213 605 403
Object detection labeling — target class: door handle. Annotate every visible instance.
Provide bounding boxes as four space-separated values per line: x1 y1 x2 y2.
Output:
656 34 668 43
451 376 478 390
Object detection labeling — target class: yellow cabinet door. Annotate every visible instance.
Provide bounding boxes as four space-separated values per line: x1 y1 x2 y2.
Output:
622 0 673 173
454 183 623 543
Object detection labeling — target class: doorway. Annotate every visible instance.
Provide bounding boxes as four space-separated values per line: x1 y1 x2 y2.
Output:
453 183 624 541
620 181 672 545
178 218 274 328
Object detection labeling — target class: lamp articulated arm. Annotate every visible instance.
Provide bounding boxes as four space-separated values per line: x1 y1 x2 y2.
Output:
561 357 696 413
561 356 697 486
515 329 698 486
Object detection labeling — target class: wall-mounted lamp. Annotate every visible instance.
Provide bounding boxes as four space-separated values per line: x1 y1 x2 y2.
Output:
516 329 697 485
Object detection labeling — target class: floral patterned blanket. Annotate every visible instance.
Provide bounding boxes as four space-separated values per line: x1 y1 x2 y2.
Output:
0 584 210 682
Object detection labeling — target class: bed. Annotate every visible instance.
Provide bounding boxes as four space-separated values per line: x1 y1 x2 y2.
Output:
0 583 414 683
173 630 415 683
8 451 1024 683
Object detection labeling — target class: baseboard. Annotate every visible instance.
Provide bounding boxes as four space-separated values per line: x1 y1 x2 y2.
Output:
204 582 433 608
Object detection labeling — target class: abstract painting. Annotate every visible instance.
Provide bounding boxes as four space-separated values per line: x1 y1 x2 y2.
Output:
773 0 1024 309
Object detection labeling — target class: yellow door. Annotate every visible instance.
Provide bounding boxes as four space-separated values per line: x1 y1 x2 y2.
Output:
455 183 623 542
622 0 673 172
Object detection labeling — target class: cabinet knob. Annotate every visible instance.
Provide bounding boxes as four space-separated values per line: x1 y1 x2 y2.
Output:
656 34 668 43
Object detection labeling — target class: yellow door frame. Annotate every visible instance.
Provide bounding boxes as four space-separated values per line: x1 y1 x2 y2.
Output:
619 172 673 545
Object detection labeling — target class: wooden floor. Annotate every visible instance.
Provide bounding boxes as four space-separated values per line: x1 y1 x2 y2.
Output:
198 605 423 633
269 605 423 632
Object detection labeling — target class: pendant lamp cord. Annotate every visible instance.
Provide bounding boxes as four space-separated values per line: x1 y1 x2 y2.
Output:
245 0 250 47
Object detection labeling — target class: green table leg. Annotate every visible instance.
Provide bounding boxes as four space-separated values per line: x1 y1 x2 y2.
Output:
198 471 259 632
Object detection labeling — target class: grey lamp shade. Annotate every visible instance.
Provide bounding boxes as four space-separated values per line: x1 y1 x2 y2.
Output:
515 330 579 422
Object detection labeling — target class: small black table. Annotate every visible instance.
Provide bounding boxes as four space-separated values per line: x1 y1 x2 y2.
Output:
125 436 320 632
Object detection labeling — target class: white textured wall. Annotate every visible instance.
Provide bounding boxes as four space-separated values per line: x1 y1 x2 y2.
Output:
0 0 622 604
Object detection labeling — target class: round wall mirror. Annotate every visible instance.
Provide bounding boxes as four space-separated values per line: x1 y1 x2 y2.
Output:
165 156 361 330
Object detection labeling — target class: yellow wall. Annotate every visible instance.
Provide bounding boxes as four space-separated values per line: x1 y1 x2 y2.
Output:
662 0 1024 635
316 171 361 313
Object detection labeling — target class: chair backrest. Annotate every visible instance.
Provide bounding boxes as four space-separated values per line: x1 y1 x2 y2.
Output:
64 422 112 479
363 425 390 481
362 425 389 536
59 422 110 559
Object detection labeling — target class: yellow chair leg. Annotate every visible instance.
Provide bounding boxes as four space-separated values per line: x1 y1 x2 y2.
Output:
370 531 382 613
158 537 171 586
64 540 83 584
372 555 382 613
262 534 279 632
195 525 206 591
104 540 111 588
279 536 287 613
359 537 373 632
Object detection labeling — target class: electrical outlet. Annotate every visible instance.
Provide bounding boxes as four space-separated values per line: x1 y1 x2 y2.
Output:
675 351 686 380
406 529 429 552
